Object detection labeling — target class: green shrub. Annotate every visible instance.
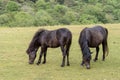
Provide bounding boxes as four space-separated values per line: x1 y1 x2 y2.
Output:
36 0 50 10
12 12 34 27
0 13 14 26
6 1 20 12
105 14 114 23
79 14 98 24
56 0 64 4
54 4 68 15
0 0 6 14
113 9 120 21
34 10 54 26
0 14 9 26
60 11 78 25
103 5 114 13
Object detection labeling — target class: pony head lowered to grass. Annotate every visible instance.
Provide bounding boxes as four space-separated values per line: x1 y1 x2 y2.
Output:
26 28 72 67
78 25 109 69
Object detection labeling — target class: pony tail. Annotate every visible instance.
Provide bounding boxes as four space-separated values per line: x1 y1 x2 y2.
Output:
105 41 109 56
105 28 109 56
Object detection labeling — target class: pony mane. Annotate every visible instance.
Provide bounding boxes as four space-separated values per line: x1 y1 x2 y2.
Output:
34 29 46 39
79 28 91 59
26 29 45 54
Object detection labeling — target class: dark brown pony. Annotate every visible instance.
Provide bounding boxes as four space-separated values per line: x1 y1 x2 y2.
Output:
78 25 109 69
26 28 72 67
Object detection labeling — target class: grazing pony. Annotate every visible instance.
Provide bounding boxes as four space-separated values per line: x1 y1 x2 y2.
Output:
78 25 109 69
26 28 72 67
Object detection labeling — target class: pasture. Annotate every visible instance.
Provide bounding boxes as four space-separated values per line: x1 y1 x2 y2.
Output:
0 24 120 80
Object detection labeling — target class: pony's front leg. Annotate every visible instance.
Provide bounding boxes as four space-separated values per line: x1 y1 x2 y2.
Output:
94 47 99 62
42 48 47 64
36 47 44 65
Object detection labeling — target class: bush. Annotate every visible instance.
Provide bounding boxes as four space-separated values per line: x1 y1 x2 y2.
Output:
60 11 78 25
103 5 114 13
79 14 98 24
0 14 9 26
0 0 120 27
6 1 20 12
34 10 54 26
54 4 68 15
0 0 6 14
105 14 114 23
0 13 14 26
113 9 120 21
12 12 34 27
56 0 64 4
35 0 50 10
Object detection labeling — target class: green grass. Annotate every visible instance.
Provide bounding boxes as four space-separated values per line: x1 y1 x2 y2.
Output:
0 24 120 80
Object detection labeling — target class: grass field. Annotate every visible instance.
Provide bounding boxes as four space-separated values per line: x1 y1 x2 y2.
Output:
0 24 120 80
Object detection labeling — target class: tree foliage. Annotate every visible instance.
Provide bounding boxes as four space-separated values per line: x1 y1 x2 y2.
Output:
6 1 20 12
0 0 120 27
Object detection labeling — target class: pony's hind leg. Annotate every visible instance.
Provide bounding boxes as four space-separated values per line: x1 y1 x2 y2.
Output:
60 45 66 67
66 52 70 66
94 47 99 62
102 42 106 61
66 47 70 66
66 41 71 66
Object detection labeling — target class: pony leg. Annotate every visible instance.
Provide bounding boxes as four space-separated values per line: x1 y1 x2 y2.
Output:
66 43 71 66
42 48 47 64
94 47 99 62
102 42 106 61
66 52 70 66
66 38 72 66
36 47 44 65
66 48 70 66
60 46 66 67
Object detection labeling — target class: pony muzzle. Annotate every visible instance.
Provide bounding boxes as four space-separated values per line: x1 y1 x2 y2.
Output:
86 64 90 69
29 61 34 64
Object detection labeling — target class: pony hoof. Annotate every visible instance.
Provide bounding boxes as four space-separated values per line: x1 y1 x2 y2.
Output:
67 64 70 66
93 59 97 62
93 58 98 62
36 62 40 65
42 61 46 64
29 62 34 64
61 65 65 67
102 59 105 61
86 65 90 69
86 67 90 69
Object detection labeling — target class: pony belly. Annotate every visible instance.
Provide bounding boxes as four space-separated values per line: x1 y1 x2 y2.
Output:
50 45 59 48
88 42 101 47
47 42 60 48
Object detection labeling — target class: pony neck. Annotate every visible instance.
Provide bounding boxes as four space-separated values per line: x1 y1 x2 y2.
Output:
27 39 39 54
82 42 91 56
